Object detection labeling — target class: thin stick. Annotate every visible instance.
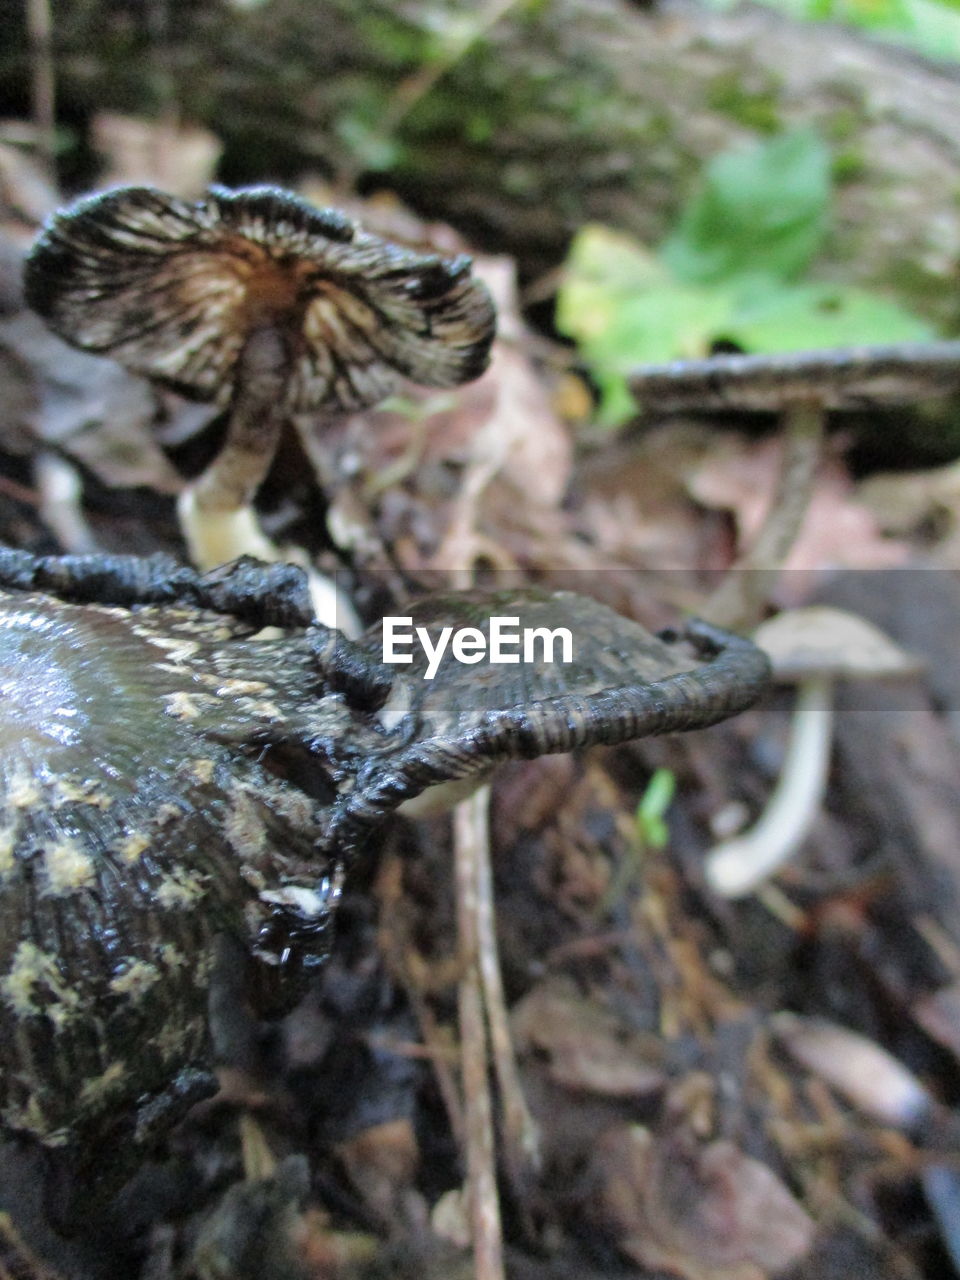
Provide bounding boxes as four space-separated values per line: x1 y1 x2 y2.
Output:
0 1211 64 1280
375 854 466 1147
26 0 56 179
706 399 826 630
472 785 540 1185
455 789 505 1280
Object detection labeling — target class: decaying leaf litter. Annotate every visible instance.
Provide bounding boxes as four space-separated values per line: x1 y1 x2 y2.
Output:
1 115 960 1280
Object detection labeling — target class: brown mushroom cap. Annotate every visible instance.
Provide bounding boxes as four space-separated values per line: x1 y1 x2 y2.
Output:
630 344 960 414
24 185 496 413
753 605 922 682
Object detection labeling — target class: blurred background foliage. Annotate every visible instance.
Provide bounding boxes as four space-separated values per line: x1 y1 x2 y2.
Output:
4 0 960 445
708 0 960 59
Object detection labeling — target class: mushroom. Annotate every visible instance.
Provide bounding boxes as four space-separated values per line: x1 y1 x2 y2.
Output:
23 185 496 568
0 546 770 1207
0 586 357 1187
334 588 772 850
704 605 920 899
630 344 960 629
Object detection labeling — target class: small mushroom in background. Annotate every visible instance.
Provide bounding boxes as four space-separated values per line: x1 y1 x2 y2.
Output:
704 605 921 899
630 344 960 629
23 185 496 569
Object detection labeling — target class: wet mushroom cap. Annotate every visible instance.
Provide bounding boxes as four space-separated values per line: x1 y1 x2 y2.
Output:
23 185 497 412
334 590 771 843
0 586 375 1150
0 555 770 1164
629 344 960 414
369 588 698 734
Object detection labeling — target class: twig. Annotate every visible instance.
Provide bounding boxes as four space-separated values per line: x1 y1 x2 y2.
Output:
26 0 56 180
455 789 505 1280
382 0 523 138
374 854 466 1147
0 1211 64 1280
471 785 541 1186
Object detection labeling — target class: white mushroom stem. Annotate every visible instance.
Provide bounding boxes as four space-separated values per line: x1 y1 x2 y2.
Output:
194 328 290 515
705 674 833 898
177 491 279 569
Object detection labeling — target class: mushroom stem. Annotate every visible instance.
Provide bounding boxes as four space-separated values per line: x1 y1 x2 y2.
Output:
178 327 290 568
193 328 289 515
704 674 833 898
706 399 826 630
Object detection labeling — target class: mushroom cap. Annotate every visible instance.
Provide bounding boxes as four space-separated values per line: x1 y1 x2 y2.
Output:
0 552 770 1166
334 590 771 844
0 586 366 1149
24 185 496 412
630 344 960 414
753 605 922 681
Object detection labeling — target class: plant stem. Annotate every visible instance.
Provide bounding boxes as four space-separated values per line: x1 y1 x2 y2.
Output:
473 785 540 1190
26 0 56 179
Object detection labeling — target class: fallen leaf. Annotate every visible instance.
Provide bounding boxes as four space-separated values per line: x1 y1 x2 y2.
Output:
583 1124 815 1280
511 975 665 1098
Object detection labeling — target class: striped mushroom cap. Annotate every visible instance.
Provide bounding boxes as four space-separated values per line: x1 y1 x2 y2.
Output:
336 589 771 844
23 185 497 413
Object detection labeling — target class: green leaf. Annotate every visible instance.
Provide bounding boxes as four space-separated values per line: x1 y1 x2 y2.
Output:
334 113 403 171
699 0 960 61
555 224 937 428
635 768 676 851
728 281 936 350
662 130 831 286
556 227 735 422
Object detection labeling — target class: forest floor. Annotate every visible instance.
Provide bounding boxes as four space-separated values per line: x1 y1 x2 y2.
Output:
2 123 960 1280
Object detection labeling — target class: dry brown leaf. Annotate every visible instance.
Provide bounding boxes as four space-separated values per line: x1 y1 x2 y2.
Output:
574 424 723 570
335 1117 422 1229
583 1124 815 1280
0 136 59 231
91 112 222 198
859 459 960 565
688 435 908 583
511 976 665 1098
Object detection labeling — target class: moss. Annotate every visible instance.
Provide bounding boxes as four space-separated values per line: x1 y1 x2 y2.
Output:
706 71 782 133
831 149 867 182
822 106 862 144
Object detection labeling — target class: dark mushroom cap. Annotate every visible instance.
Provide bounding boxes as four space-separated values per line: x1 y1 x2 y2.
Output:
336 589 771 843
0 551 770 1168
630 344 960 414
24 185 496 411
0 585 379 1150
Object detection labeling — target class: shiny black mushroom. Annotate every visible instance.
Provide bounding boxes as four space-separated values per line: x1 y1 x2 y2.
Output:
0 548 769 1200
0 576 369 1159
23 186 497 566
